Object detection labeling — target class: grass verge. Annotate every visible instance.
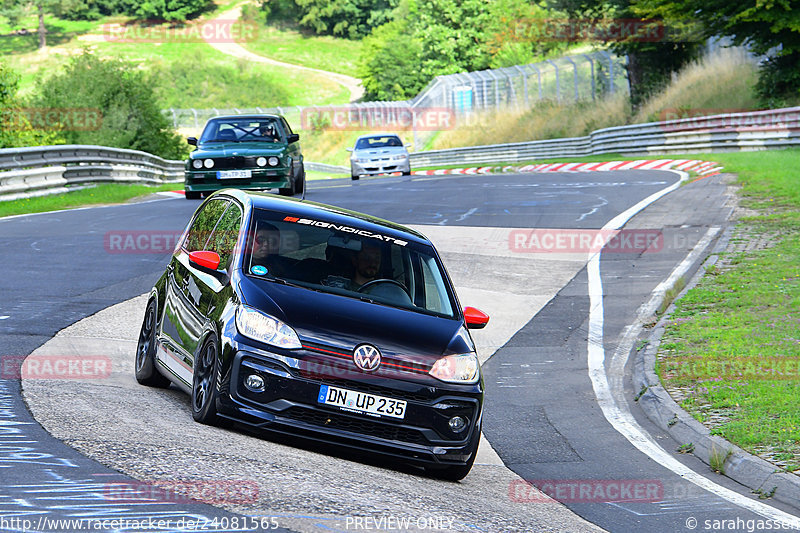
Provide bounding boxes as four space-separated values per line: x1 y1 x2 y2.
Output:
0 183 177 218
652 148 800 474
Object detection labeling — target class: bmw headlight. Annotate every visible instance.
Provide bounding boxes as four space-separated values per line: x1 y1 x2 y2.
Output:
268 156 279 167
429 353 480 384
192 159 203 169
392 154 408 160
203 158 214 169
236 305 301 349
256 157 267 167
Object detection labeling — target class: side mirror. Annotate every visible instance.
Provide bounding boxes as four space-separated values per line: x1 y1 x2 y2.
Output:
287 133 300 143
405 143 413 148
188 250 220 272
187 137 198 146
463 306 489 330
345 147 353 152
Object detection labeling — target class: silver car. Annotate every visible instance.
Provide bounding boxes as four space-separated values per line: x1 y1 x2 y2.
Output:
347 134 411 180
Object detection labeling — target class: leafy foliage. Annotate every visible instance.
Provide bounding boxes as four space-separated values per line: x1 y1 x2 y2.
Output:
286 0 399 38
32 52 187 159
133 0 213 21
633 0 800 104
0 61 61 148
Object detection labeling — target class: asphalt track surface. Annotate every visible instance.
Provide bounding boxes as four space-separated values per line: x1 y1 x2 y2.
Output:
2 171 799 532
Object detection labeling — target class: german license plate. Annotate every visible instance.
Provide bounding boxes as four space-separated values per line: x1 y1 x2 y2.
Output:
217 169 252 179
317 384 406 419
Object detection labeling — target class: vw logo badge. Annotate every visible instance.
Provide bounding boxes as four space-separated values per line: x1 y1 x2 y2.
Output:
353 344 381 372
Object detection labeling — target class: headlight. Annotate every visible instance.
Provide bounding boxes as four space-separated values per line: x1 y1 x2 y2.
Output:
256 157 267 167
203 159 214 169
192 159 203 169
268 156 279 167
236 305 301 349
392 154 408 160
429 353 480 384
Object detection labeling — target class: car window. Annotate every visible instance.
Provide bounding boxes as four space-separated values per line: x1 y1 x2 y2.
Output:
244 209 458 318
355 136 401 149
200 119 282 143
206 203 243 270
183 199 230 253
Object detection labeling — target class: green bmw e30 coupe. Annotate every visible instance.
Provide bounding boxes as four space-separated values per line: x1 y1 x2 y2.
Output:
184 114 305 200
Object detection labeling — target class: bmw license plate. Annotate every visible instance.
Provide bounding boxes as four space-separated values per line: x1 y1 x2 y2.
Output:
217 169 252 179
317 384 406 419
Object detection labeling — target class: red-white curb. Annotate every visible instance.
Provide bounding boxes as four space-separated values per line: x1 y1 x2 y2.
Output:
411 159 723 178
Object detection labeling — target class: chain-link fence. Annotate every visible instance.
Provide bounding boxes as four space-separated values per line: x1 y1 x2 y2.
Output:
164 51 627 132
410 50 626 113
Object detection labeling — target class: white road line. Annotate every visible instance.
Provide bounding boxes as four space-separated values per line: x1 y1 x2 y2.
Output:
586 170 800 525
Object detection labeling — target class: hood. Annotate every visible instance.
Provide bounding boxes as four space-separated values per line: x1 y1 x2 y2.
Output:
353 146 408 158
238 275 473 365
193 142 286 158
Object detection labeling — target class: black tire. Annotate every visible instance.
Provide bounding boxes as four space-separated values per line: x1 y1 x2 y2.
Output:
191 335 221 425
294 166 305 195
185 190 201 200
135 299 171 388
402 169 411 176
278 183 294 196
350 165 360 180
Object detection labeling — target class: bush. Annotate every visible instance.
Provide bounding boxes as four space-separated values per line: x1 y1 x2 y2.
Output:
33 52 187 160
0 62 61 149
134 0 214 21
756 53 800 108
149 54 292 109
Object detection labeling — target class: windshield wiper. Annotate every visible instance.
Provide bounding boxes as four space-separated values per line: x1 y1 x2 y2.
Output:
203 139 242 143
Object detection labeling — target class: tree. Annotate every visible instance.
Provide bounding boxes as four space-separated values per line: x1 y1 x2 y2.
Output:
33 52 188 159
0 0 60 48
359 17 426 100
292 0 399 38
133 0 213 21
633 0 800 104
547 0 701 108
0 62 61 148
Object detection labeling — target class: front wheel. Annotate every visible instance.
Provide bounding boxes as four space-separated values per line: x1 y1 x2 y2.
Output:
191 335 221 425
135 299 171 388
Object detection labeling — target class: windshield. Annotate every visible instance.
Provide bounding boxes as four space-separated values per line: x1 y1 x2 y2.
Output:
355 136 403 149
243 209 457 318
200 118 282 143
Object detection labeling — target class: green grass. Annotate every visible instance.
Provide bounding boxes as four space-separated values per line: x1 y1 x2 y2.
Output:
0 183 177 218
3 7 351 107
653 148 800 473
240 23 362 76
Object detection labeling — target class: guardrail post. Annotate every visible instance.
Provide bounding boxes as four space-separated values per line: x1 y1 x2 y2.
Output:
583 54 596 101
546 60 560 101
565 56 579 102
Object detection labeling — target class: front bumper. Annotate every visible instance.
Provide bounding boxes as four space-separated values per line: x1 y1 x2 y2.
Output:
351 159 411 176
221 348 483 466
185 169 291 192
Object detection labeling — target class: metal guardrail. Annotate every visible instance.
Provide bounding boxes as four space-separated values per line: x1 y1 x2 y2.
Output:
2 107 798 200
409 106 800 167
305 162 349 174
0 145 184 200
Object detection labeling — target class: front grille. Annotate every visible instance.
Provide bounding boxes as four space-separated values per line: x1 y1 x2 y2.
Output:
284 406 427 444
210 156 253 169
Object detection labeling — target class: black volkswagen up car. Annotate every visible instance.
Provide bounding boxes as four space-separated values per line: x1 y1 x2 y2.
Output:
135 190 489 480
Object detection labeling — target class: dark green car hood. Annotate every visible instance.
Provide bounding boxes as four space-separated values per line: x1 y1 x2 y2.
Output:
192 141 287 158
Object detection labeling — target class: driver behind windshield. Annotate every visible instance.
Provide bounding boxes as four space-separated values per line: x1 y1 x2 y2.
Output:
351 243 381 289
